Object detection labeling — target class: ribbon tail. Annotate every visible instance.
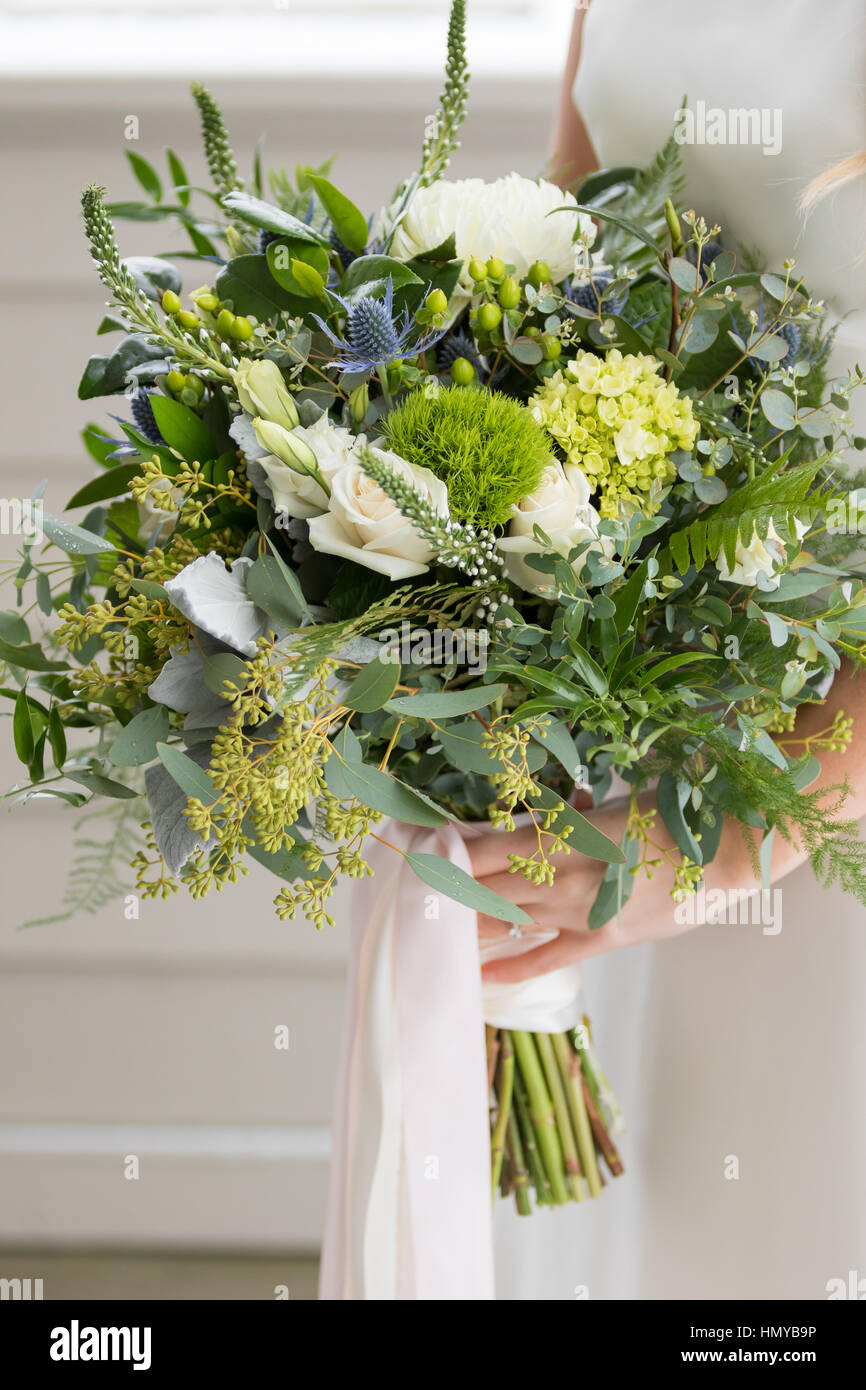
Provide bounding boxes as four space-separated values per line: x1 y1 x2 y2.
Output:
319 822 495 1301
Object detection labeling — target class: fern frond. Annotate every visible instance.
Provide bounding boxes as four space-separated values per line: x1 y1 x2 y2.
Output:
604 125 686 271
18 800 143 929
666 456 831 572
668 501 825 574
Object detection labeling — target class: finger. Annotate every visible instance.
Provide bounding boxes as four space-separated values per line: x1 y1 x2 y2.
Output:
473 870 549 907
481 935 579 982
476 913 556 945
480 924 620 981
477 913 512 941
461 827 538 878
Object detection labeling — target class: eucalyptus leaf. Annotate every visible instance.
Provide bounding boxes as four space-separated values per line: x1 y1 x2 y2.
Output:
343 655 400 713
404 851 532 926
0 636 67 672
325 755 446 827
587 833 641 929
386 683 507 718
529 784 625 864
0 611 30 645
657 772 702 863
109 705 171 766
13 688 34 764
41 514 116 556
760 388 796 430
156 741 220 804
66 770 139 799
246 554 305 629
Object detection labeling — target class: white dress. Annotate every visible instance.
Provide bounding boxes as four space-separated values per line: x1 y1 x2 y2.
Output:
494 0 866 1300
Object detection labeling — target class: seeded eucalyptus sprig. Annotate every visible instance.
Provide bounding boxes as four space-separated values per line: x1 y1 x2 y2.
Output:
80 184 233 379
419 0 469 187
191 82 241 199
357 444 506 609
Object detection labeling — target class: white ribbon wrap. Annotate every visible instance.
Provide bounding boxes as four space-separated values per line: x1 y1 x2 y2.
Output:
319 818 585 1301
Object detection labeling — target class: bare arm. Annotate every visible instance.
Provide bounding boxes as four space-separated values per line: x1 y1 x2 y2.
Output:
468 664 866 981
549 6 599 188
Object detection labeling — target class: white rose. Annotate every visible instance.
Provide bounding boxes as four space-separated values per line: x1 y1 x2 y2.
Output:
497 461 611 596
307 447 449 580
259 415 360 520
716 520 808 589
379 173 596 308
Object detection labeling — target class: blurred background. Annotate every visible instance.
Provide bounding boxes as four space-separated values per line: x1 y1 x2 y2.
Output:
0 0 572 1299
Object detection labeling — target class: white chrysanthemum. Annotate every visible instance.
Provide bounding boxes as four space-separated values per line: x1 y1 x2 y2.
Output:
377 173 596 305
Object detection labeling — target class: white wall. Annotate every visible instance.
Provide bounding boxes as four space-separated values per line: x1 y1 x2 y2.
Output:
0 72 553 1250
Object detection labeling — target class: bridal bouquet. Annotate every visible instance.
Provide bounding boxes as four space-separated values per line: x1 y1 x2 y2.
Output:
4 1 866 1219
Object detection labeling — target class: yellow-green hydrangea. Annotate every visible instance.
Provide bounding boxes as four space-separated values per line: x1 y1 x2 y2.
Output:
530 348 699 519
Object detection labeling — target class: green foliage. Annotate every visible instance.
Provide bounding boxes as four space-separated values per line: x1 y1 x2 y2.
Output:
382 386 552 526
602 126 686 271
666 458 827 572
703 731 866 907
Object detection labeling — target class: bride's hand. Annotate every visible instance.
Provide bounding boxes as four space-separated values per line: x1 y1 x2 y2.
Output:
464 792 754 983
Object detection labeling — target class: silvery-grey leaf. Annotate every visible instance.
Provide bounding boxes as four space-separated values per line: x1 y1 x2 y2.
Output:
164 554 268 656
245 458 273 502
144 744 219 877
297 399 325 428
229 412 267 461
335 636 383 664
147 643 231 730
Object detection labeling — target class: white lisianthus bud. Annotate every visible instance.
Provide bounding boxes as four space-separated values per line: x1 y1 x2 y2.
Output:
233 359 299 430
252 418 317 476
257 415 360 520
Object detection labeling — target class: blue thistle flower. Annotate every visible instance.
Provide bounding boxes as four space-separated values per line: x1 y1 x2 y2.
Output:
329 225 358 270
313 278 445 375
743 300 804 371
685 239 725 283
129 389 164 445
438 329 482 373
566 274 628 317
437 329 506 386
258 228 281 253
776 321 801 363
